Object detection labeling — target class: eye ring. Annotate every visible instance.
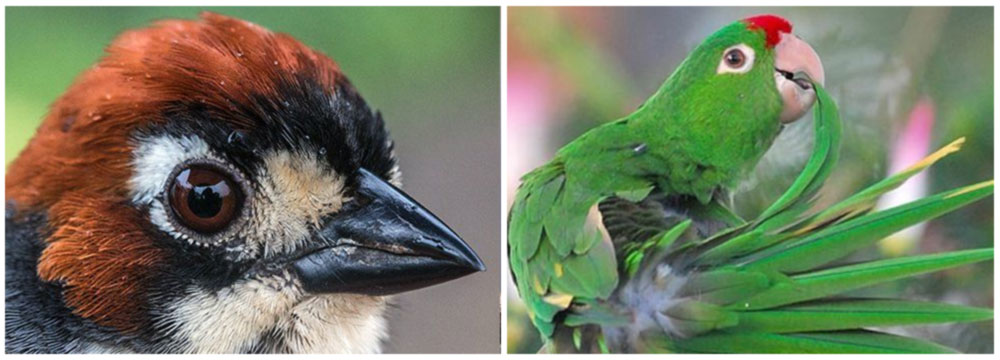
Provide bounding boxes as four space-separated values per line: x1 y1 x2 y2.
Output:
717 43 755 75
162 158 252 245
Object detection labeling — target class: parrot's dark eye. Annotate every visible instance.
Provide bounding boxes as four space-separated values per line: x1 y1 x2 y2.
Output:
717 43 755 75
724 49 746 68
169 165 243 234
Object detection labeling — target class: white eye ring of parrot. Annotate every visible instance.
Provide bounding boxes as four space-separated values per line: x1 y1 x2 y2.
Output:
716 44 755 74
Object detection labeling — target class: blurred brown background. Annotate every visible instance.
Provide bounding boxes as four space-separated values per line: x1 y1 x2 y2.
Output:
5 7 500 353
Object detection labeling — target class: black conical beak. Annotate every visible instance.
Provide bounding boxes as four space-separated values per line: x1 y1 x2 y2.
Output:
292 168 485 296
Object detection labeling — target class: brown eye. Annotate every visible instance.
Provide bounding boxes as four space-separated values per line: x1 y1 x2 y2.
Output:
724 49 746 68
169 166 242 234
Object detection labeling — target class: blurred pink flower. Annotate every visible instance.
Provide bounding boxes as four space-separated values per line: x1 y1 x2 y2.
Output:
878 96 935 256
507 63 562 207
508 64 556 128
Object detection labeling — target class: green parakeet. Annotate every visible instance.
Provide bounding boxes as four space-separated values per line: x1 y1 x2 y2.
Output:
508 14 993 353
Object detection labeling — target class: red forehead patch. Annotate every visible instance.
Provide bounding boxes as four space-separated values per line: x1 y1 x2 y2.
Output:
743 14 792 48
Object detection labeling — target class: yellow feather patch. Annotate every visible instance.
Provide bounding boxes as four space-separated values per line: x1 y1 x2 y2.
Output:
542 293 574 309
945 180 994 199
532 275 546 295
901 137 964 174
793 204 873 236
553 262 564 277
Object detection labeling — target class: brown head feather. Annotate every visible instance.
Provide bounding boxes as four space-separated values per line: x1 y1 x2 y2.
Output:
37 194 168 332
7 12 346 331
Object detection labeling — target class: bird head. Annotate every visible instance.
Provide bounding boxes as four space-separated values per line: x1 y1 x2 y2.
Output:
634 14 826 192
664 14 824 125
6 12 484 353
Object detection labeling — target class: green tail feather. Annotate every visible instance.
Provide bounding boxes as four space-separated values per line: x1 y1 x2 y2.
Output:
753 83 842 232
731 299 993 333
735 248 993 310
739 181 993 273
665 330 959 353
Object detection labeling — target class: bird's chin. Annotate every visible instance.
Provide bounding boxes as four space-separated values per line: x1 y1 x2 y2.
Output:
774 70 817 123
162 269 388 353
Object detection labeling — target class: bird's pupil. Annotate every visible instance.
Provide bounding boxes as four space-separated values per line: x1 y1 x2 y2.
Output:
726 50 744 66
188 183 224 218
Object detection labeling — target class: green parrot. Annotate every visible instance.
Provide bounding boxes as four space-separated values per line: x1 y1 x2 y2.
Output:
508 14 993 353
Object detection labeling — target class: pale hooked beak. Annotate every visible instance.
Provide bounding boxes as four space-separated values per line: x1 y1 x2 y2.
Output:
774 33 825 123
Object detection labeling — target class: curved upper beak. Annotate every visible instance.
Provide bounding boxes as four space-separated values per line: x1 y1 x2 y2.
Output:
774 33 825 123
292 168 485 296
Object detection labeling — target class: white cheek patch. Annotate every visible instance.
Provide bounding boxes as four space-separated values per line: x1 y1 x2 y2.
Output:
243 150 349 258
274 294 389 353
129 135 214 205
164 273 388 353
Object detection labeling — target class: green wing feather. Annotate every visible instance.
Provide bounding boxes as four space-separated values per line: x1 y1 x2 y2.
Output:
508 130 655 338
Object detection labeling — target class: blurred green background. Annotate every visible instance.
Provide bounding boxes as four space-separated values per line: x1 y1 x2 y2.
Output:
507 7 993 353
6 7 500 353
